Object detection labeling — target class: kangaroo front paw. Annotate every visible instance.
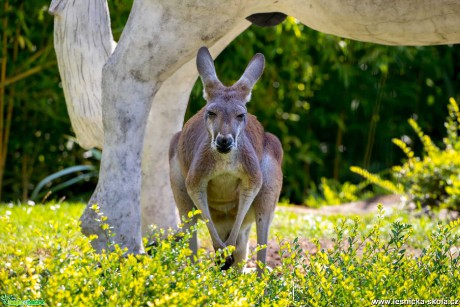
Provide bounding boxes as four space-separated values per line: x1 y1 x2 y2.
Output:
219 254 235 270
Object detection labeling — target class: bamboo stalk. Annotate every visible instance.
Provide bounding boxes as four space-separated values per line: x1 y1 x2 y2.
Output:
363 73 387 169
2 22 19 170
21 154 29 202
333 111 344 180
0 62 56 89
0 0 8 147
18 45 50 70
0 0 9 201
3 96 13 164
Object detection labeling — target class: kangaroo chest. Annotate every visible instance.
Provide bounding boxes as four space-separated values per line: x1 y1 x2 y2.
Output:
206 154 243 213
208 174 241 203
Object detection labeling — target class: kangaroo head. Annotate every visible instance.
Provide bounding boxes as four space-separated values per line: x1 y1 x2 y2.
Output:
196 47 265 154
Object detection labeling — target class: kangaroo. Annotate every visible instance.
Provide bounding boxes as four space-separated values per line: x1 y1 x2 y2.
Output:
169 47 283 274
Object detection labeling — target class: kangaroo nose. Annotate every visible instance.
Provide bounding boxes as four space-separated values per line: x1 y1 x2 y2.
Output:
218 136 232 146
216 134 234 153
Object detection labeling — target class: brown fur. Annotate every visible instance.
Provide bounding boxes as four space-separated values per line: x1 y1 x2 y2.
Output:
169 47 282 274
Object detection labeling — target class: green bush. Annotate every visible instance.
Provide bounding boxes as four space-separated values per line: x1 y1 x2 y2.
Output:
392 98 460 210
353 98 460 211
1 203 459 306
303 178 374 207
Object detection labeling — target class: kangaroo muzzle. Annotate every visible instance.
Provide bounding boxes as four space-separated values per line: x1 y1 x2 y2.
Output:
215 134 234 154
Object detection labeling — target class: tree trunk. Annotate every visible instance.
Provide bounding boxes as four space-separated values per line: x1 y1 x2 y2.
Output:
50 0 112 149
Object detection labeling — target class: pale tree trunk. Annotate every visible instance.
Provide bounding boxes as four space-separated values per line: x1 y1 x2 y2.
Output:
49 0 182 240
49 0 110 149
50 0 460 252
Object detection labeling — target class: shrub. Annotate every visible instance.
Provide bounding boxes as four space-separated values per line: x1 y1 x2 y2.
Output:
1 203 459 306
352 98 460 211
303 178 374 207
273 209 460 306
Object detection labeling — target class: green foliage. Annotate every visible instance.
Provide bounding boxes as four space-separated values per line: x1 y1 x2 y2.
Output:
354 98 460 210
1 203 459 305
303 178 373 207
274 211 460 306
30 149 101 202
350 166 404 195
350 98 460 210
0 1 132 203
393 98 460 210
1 0 64 202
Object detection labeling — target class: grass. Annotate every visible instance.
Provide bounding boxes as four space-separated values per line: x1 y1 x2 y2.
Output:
0 202 459 306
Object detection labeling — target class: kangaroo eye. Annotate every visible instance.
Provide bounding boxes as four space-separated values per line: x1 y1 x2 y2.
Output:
236 113 246 120
207 111 217 117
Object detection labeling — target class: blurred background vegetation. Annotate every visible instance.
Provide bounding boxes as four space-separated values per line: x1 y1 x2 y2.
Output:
1 0 459 205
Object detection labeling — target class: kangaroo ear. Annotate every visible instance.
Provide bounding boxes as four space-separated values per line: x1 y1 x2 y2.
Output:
234 53 265 103
196 47 222 101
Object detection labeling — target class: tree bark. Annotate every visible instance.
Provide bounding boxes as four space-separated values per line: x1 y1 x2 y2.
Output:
50 0 112 149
